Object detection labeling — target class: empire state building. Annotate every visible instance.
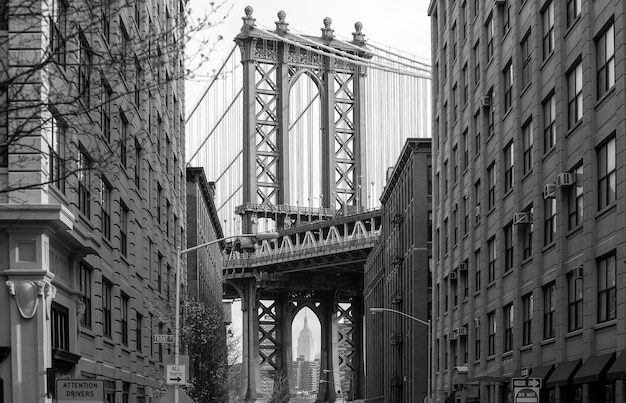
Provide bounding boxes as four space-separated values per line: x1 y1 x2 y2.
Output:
297 313 314 361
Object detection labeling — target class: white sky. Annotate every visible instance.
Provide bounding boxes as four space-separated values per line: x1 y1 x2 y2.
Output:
184 0 432 358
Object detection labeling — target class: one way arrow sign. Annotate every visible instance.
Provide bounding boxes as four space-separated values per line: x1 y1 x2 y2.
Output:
512 377 542 389
166 365 186 385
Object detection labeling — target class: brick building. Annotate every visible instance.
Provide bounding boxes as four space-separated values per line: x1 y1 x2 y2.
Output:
364 138 432 403
429 0 626 402
0 0 187 401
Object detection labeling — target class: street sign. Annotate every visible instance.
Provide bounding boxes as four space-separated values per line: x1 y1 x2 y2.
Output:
512 378 541 403
512 378 542 388
56 379 104 403
166 365 186 385
153 334 175 344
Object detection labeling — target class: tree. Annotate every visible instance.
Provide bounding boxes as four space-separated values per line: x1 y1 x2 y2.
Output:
267 370 291 403
181 298 229 403
0 0 228 201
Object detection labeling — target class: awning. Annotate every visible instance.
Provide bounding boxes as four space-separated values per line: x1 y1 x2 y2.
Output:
444 391 456 403
547 359 582 387
607 351 626 380
531 364 554 383
573 353 615 384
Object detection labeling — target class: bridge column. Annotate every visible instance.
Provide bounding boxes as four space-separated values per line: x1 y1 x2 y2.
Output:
317 291 339 403
276 293 295 394
240 278 261 402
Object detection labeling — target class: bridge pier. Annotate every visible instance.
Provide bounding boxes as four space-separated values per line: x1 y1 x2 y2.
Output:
317 291 340 403
240 278 261 402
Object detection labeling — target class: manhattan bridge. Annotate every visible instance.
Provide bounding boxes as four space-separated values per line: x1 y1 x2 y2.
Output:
185 6 431 402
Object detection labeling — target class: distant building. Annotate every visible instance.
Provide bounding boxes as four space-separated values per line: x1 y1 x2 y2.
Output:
297 313 315 361
429 0 626 402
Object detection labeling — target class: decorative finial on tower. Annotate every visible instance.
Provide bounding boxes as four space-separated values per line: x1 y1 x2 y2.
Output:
240 6 256 35
275 10 289 35
321 17 335 41
352 21 366 46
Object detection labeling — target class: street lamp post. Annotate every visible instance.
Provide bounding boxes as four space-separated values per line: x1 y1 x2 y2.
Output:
370 307 431 403
173 232 278 403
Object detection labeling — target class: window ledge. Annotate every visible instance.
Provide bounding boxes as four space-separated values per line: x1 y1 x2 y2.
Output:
542 145 556 161
566 119 583 139
595 320 617 331
565 328 583 340
542 242 556 254
540 337 556 347
596 202 617 220
564 16 582 39
540 51 555 71
595 86 616 109
566 224 583 238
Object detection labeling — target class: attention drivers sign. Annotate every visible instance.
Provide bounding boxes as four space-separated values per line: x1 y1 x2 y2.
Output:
56 379 104 402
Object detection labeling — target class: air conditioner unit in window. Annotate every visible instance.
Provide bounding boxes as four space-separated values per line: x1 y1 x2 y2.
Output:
513 212 529 225
458 262 468 271
449 271 458 280
573 266 584 279
543 183 556 199
481 96 491 108
474 318 481 327
447 331 458 341
456 327 468 336
475 205 481 217
556 172 575 188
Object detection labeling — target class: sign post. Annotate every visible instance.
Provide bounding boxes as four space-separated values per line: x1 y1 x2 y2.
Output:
512 378 541 403
166 365 186 385
56 379 104 403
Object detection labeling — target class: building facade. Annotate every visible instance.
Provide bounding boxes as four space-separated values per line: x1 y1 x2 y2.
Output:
364 138 432 403
429 0 626 402
0 0 186 402
185 167 224 305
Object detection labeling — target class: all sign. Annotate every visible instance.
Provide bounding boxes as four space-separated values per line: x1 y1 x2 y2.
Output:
166 365 186 385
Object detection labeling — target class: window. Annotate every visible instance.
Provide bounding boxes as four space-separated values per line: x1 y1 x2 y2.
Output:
120 22 129 80
120 113 128 168
503 61 513 112
101 80 112 142
452 22 457 60
474 110 481 155
473 41 480 85
486 14 494 61
544 198 556 245
462 129 469 170
78 37 92 106
462 1 468 38
474 180 481 225
487 88 495 137
452 83 458 121
504 224 513 272
149 313 154 357
102 0 111 42
568 165 583 229
522 206 533 260
543 93 556 151
522 293 533 345
158 322 164 361
444 218 449 254
502 3 511 35
463 196 469 235
568 62 583 128
567 0 581 27
488 237 496 283
51 303 69 350
475 320 481 360
462 63 469 105
120 201 128 257
101 177 112 239
567 271 583 331
598 252 616 322
50 116 67 193
521 32 532 88
487 163 495 209
79 264 92 327
503 304 513 352
135 57 142 106
121 293 129 346
452 145 458 183
443 44 448 81
597 22 615 99
166 200 171 236
136 312 143 351
598 136 616 209
487 311 496 356
122 382 130 403
157 183 163 223
474 248 481 291
157 253 163 292
542 2 555 59
134 138 142 188
78 150 91 217
504 143 514 193
50 0 68 65
522 120 533 175
543 283 556 339
453 210 458 245
102 278 112 338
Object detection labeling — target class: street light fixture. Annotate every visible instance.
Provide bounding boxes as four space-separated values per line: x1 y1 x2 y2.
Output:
370 307 431 403
173 232 278 403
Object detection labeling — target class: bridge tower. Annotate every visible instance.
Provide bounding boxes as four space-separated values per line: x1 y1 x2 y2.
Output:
230 7 374 403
